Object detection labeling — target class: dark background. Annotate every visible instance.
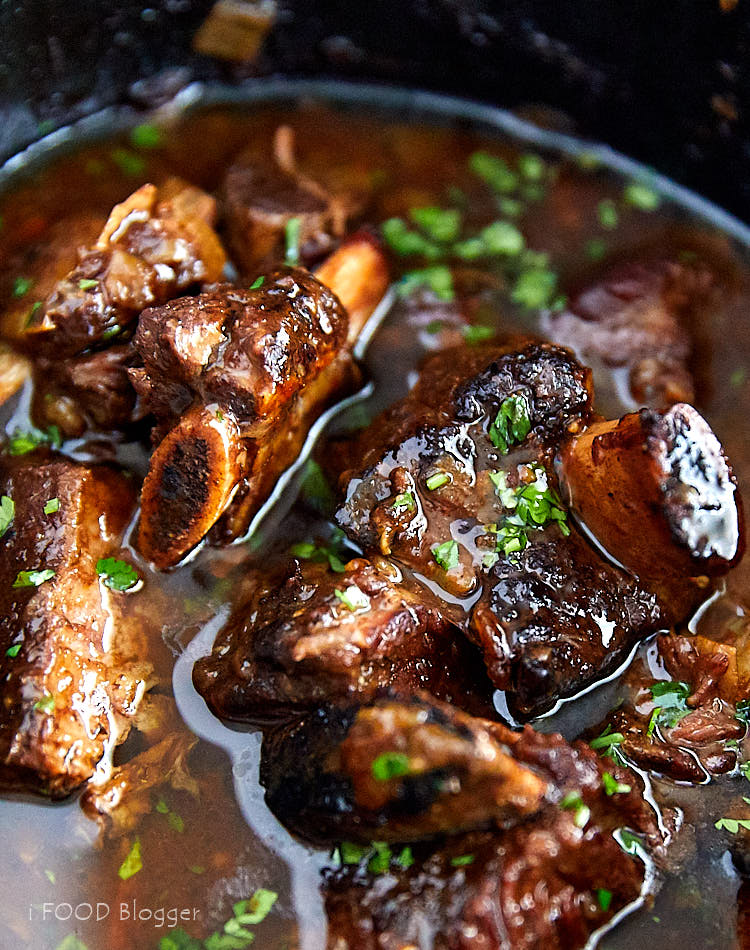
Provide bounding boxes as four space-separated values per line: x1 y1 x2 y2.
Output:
0 0 749 221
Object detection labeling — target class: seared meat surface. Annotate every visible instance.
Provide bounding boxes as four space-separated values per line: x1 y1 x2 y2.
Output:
222 125 365 276
321 696 671 950
134 235 389 568
194 558 492 723
18 180 225 434
261 692 548 843
542 258 716 409
0 454 149 797
335 340 742 717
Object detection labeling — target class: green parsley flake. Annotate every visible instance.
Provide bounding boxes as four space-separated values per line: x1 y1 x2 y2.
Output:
602 772 631 796
462 324 495 345
45 868 56 884
13 276 34 298
97 557 140 592
7 424 61 456
585 238 607 261
130 123 162 149
597 199 619 230
0 495 14 538
597 888 613 912
381 217 441 258
34 693 55 715
649 681 691 729
488 394 531 453
399 265 455 302
624 181 661 211
118 838 143 880
367 841 392 874
156 798 169 814
469 151 518 194
290 540 348 573
284 216 301 265
590 725 626 763
497 196 524 218
159 931 201 950
479 220 525 255
249 276 265 290
25 301 42 327
78 278 98 290
299 459 336 515
518 153 546 181
55 937 90 950
511 266 558 310
340 841 369 864
488 470 516 508
6 643 21 658
560 791 590 828
736 699 750 724
730 368 747 388
372 751 411 781
715 816 750 833
432 539 459 571
426 471 450 491
167 811 185 833
616 829 645 855
111 148 146 177
335 585 371 612
13 568 55 588
409 206 462 243
396 846 414 869
450 854 475 867
391 491 416 513
43 497 59 515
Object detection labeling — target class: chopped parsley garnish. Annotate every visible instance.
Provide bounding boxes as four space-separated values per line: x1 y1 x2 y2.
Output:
235 888 278 925
649 681 691 729
367 841 393 874
156 798 169 814
479 219 525 255
339 841 369 864
25 300 42 327
432 539 460 571
602 772 631 796
78 278 98 290
13 568 55 588
129 123 162 149
249 275 265 290
372 751 411 781
585 237 607 261
159 931 200 950
55 937 89 950
118 838 143 880
7 424 61 455
111 148 146 177
0 495 14 538
462 324 495 345
731 368 747 389
399 265 455 302
736 698 750 724
486 464 569 558
511 266 558 310
409 205 462 243
382 217 441 258
450 854 475 867
715 816 750 833
488 470 516 508
290 540 348 573
13 276 33 298
334 584 371 612
597 888 613 912
334 841 412 875
616 829 645 855
518 153 546 181
624 181 661 211
469 151 518 194
34 693 55 714
560 791 590 828
597 198 619 230
425 471 450 491
284 216 301 265
590 725 626 763
6 643 21 658
488 394 531 453
97 557 140 592
299 459 335 515
167 811 185 833
396 846 414 869
43 497 59 515
391 491 416 513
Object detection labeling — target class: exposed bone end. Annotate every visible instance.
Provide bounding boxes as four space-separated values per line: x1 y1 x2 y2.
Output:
315 230 390 343
137 405 245 569
559 403 744 581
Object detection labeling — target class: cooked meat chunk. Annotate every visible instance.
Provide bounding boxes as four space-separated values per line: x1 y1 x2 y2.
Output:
336 341 593 599
323 703 671 950
193 558 492 723
133 234 389 568
0 455 149 797
261 692 548 843
594 634 745 783
223 125 364 276
16 180 225 434
559 401 744 581
542 258 716 408
335 341 742 717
